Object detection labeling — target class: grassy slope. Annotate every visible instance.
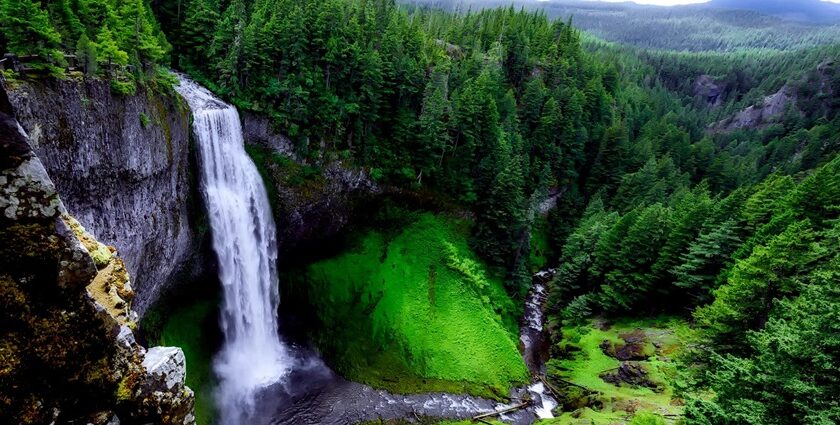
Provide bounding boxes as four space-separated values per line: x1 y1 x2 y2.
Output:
301 213 528 398
542 317 687 424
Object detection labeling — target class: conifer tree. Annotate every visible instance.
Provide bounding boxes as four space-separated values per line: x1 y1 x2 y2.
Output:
95 25 129 67
673 219 742 304
598 203 671 311
75 33 97 75
417 71 452 183
0 0 64 73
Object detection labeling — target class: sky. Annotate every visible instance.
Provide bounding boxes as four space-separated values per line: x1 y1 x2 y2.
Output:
583 0 707 5
578 0 840 6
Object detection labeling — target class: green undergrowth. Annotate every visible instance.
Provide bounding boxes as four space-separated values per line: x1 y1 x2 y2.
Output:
536 408 668 425
530 217 552 272
295 212 528 398
544 317 687 424
143 299 218 425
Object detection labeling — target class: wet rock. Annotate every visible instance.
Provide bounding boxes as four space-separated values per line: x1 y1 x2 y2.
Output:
555 385 601 412
87 411 120 425
241 111 296 157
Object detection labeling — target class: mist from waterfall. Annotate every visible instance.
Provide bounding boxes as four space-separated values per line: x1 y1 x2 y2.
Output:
175 76 291 424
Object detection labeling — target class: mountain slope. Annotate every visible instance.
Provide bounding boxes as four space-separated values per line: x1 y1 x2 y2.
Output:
707 0 840 23
409 0 840 51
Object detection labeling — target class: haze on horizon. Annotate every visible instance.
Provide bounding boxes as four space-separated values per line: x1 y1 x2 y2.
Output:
570 0 840 6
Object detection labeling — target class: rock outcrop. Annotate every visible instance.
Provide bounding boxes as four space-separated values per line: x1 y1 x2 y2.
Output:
241 110 297 157
693 74 724 108
710 84 797 133
0 86 195 424
709 61 840 133
241 113 380 254
5 77 204 315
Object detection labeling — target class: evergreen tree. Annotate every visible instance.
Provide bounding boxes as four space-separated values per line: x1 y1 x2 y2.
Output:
75 33 97 75
686 264 840 424
598 203 672 312
0 0 64 73
471 139 527 275
417 70 452 184
95 25 129 67
673 218 742 304
695 220 824 351
651 186 714 292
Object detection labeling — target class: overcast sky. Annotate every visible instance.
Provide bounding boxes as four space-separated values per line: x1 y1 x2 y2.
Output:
575 0 840 6
581 0 707 5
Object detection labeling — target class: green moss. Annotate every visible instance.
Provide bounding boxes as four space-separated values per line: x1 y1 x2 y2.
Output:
297 213 527 398
2 70 21 88
545 317 686 423
110 78 137 96
139 112 151 129
538 406 626 425
116 374 136 402
146 89 175 162
629 410 667 425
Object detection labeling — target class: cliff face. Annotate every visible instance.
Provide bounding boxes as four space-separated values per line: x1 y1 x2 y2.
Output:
710 84 797 133
5 78 203 314
693 75 724 108
241 113 379 255
0 90 194 424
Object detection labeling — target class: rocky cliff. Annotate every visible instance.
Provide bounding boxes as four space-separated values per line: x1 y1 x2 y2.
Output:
693 74 724 108
710 84 797 133
710 60 839 133
241 113 380 255
5 78 204 314
0 87 195 424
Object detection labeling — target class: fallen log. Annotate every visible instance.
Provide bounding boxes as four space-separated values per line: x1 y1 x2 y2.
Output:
472 400 532 421
539 375 563 399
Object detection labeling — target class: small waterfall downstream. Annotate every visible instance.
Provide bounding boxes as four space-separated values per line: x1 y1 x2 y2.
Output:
175 76 291 424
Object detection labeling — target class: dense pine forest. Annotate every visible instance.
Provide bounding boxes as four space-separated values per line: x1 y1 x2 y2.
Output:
1 0 839 424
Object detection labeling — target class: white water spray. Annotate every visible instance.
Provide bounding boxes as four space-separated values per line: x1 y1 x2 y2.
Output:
176 76 291 424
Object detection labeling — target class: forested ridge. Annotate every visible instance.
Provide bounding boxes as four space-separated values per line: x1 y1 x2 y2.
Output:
413 0 840 52
0 0 171 92
2 0 839 423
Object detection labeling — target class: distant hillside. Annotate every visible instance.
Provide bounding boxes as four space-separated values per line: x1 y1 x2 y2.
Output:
406 0 840 51
707 0 840 23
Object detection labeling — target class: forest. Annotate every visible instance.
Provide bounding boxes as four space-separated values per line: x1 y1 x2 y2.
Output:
1 0 839 424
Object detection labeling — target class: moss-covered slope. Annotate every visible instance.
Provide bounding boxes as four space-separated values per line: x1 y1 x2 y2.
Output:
297 213 528 398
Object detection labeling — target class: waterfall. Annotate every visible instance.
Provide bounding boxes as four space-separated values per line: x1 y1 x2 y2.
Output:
175 76 291 424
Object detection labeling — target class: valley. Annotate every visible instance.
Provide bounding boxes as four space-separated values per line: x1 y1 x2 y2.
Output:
1 0 839 424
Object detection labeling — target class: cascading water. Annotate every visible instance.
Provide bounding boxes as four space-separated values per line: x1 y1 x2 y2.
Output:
175 76 291 424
